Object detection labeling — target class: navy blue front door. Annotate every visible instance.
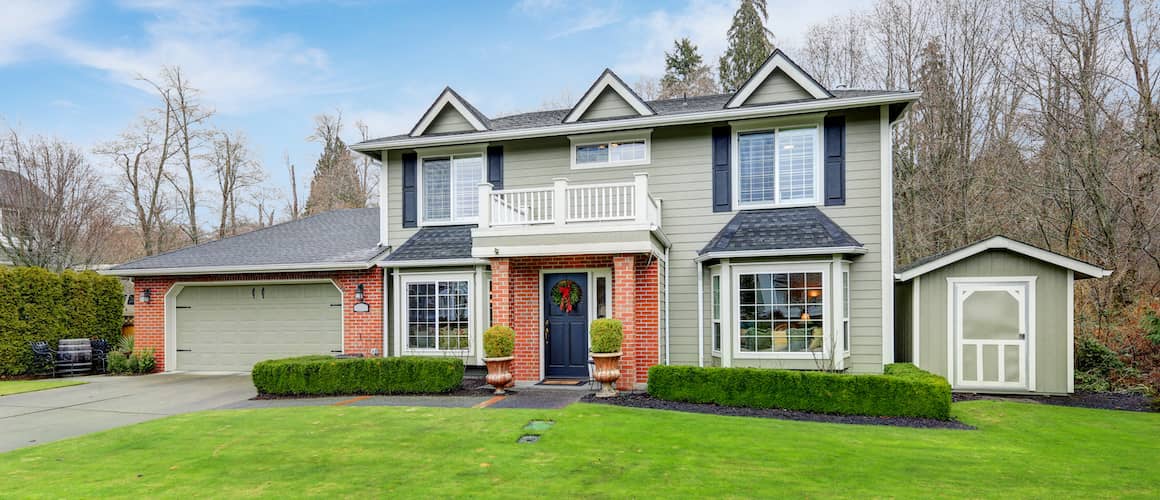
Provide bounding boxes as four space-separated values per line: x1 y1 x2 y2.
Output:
544 273 589 378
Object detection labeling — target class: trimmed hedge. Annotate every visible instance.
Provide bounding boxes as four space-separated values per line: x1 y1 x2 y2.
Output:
0 267 124 375
647 363 951 419
252 355 465 396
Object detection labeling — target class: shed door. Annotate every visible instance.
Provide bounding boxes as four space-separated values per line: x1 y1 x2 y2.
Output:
174 283 342 372
952 281 1031 390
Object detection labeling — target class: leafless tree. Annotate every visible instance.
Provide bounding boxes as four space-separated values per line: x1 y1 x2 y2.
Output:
354 120 381 206
285 152 301 221
207 130 264 239
94 112 177 257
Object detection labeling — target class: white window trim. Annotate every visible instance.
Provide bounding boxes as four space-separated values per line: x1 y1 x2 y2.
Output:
731 115 824 210
841 267 851 355
417 149 486 226
568 130 652 170
399 272 476 357
710 267 722 355
731 262 832 360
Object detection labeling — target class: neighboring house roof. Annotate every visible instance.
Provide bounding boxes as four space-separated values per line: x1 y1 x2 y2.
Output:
894 235 1112 281
107 208 385 276
379 225 482 267
697 207 865 261
0 169 44 208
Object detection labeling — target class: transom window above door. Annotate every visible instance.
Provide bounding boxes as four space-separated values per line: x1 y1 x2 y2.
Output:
735 125 821 208
421 154 483 224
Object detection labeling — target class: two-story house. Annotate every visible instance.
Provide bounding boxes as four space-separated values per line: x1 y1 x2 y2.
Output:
110 51 1106 393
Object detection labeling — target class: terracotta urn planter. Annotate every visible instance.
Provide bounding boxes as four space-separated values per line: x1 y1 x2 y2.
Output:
591 352 622 398
484 356 514 395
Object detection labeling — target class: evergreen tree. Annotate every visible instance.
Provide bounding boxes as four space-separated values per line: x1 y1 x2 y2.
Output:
718 0 775 92
659 38 718 98
304 112 364 215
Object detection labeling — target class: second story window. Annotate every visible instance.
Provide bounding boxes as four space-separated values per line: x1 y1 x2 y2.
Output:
422 154 483 224
569 131 651 169
735 125 821 208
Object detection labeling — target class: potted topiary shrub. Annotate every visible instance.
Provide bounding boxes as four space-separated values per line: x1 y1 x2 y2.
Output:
590 318 623 397
483 325 515 394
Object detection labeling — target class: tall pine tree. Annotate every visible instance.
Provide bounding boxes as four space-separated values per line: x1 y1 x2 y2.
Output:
718 0 775 92
304 112 364 215
660 38 718 99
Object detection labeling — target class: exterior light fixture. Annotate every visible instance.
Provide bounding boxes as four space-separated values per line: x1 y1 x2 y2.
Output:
352 284 370 313
355 284 365 303
140 288 151 304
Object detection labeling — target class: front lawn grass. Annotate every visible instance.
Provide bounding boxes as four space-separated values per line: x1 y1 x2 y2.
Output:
0 401 1156 497
0 379 85 396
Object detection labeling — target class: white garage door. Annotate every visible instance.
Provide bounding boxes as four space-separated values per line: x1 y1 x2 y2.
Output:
174 283 342 371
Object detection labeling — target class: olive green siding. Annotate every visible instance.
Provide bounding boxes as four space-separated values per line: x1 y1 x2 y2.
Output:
579 88 639 120
897 249 1072 394
743 69 814 105
424 106 475 135
382 106 887 374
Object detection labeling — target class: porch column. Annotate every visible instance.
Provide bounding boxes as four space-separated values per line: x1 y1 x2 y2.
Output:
490 258 512 328
612 254 637 389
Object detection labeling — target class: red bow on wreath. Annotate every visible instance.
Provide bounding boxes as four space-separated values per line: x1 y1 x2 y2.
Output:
552 280 582 313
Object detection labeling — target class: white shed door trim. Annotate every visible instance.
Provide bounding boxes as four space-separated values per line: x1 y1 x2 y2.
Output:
947 277 1037 391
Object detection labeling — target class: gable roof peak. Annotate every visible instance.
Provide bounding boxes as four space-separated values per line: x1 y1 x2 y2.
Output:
563 68 656 123
725 49 833 108
409 86 491 137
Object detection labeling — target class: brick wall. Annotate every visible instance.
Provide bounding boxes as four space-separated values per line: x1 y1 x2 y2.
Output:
489 253 661 388
132 268 384 371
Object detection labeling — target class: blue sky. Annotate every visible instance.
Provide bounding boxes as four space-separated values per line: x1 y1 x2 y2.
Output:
0 0 869 217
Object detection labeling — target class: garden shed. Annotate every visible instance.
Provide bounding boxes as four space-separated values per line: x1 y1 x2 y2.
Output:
894 236 1111 394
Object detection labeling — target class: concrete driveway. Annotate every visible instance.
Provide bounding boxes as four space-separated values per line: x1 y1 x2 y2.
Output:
0 373 255 452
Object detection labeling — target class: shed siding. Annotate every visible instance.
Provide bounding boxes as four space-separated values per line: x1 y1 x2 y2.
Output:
743 69 814 105
910 249 1070 394
579 88 639 121
382 106 886 373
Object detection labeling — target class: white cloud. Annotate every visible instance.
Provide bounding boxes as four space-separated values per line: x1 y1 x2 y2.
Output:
516 0 622 39
616 0 735 77
0 0 77 64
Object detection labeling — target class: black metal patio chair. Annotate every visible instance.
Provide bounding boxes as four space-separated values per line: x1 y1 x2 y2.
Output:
29 341 56 378
91 339 110 374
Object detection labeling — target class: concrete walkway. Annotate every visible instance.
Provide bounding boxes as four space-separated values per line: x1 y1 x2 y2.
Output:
0 373 255 452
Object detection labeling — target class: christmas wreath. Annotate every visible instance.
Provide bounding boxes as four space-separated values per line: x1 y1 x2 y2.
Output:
551 280 583 313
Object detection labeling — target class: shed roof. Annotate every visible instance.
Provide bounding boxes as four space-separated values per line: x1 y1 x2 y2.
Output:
894 236 1112 281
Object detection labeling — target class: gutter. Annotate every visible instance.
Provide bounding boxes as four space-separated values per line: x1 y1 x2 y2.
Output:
101 261 375 277
352 93 922 152
694 246 868 263
379 258 490 268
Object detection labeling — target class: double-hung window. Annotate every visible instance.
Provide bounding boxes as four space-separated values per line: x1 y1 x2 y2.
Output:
842 270 850 353
404 278 471 352
736 266 826 354
711 272 722 353
421 154 483 224
735 124 821 207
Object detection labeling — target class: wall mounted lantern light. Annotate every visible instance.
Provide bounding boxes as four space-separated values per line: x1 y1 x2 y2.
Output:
352 284 370 312
140 288 152 304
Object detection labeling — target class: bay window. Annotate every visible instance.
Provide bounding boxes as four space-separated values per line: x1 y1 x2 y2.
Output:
421 154 483 224
842 270 850 353
735 124 821 207
711 272 721 353
735 266 826 354
405 279 471 351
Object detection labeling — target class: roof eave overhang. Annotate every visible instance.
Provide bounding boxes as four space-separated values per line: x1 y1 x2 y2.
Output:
694 246 868 263
378 258 489 268
351 92 921 153
893 236 1113 282
101 261 376 277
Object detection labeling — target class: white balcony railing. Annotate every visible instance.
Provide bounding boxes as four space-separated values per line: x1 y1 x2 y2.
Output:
479 173 661 230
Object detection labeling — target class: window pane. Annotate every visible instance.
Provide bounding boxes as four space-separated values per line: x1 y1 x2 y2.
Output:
738 271 824 353
777 127 816 202
452 155 482 220
712 323 721 351
738 132 775 203
596 277 607 318
711 275 720 320
437 280 470 351
407 282 437 349
576 143 609 164
610 140 645 162
423 158 451 221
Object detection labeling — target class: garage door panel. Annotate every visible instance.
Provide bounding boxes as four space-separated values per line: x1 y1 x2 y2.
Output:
175 283 342 372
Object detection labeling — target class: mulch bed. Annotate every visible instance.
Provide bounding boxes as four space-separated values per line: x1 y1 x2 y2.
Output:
581 392 974 430
954 390 1156 412
251 376 494 400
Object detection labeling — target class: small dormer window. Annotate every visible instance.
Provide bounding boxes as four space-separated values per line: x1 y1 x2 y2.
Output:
569 131 651 170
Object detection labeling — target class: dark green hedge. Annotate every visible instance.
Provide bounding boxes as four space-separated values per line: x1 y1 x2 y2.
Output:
647 363 951 419
251 355 465 396
0 267 124 375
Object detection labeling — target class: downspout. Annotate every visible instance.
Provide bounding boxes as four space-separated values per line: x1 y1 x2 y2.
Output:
664 246 671 365
697 260 704 367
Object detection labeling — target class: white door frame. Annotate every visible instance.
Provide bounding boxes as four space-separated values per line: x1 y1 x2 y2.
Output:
946 276 1037 391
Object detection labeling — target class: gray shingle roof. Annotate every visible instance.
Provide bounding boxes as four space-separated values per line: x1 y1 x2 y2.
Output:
110 208 384 272
357 90 910 145
699 207 863 255
894 234 1104 275
381 225 475 263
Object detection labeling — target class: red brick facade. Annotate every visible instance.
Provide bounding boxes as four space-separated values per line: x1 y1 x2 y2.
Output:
488 253 661 389
132 268 384 371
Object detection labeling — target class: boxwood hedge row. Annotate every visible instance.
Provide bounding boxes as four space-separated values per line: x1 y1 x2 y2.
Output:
647 362 951 419
0 267 124 375
251 355 464 396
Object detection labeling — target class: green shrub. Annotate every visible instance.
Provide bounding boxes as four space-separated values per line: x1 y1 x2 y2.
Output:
0 267 123 375
129 349 156 374
590 318 623 353
107 351 130 374
483 325 515 358
1076 336 1124 376
251 356 464 396
647 362 952 420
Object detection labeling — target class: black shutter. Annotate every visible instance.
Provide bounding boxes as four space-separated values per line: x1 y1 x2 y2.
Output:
487 145 503 190
402 152 418 228
824 116 846 206
711 126 731 212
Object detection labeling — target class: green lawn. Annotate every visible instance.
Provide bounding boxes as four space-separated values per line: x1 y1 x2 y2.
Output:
0 379 85 396
1 401 1157 498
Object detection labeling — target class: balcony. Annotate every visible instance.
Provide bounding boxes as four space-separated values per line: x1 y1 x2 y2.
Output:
478 172 661 230
472 173 666 258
